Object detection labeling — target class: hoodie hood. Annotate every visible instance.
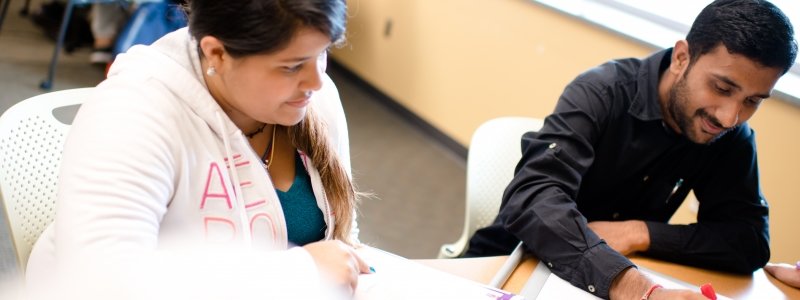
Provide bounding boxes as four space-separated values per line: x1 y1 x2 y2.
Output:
107 28 265 246
107 27 241 140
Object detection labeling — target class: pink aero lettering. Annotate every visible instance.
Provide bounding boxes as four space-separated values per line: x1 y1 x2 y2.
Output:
223 153 250 169
244 199 267 209
200 162 232 210
250 213 278 243
222 154 242 161
204 216 236 242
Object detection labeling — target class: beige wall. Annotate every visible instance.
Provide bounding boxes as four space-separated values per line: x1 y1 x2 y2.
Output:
332 0 800 263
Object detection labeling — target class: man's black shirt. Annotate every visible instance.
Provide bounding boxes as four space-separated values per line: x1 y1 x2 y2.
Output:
466 49 770 299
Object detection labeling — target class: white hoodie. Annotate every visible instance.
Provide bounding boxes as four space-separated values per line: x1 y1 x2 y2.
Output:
25 28 355 297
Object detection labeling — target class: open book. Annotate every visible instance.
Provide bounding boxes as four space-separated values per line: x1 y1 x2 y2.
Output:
355 247 523 300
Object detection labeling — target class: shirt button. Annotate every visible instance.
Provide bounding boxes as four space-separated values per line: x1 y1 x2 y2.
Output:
588 285 596 293
547 262 553 268
548 143 557 149
612 212 620 219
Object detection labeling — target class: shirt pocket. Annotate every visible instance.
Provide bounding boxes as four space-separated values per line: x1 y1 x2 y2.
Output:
641 176 689 221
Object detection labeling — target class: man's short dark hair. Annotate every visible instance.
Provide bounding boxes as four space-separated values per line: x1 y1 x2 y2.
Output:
687 0 797 74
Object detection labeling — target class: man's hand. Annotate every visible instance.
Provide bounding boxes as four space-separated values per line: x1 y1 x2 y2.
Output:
587 220 650 255
764 262 800 288
611 267 710 300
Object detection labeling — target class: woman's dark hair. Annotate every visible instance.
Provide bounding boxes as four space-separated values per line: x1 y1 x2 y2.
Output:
186 0 346 57
687 0 797 74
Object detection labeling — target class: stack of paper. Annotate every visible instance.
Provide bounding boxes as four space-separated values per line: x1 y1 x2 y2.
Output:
354 246 729 300
522 263 732 300
355 247 523 300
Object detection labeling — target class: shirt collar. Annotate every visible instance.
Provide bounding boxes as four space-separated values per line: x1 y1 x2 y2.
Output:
628 48 673 121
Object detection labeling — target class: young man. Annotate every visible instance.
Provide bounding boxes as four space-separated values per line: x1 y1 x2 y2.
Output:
466 0 797 299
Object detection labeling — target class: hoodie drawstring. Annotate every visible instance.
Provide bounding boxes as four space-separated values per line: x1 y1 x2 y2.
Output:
215 111 253 246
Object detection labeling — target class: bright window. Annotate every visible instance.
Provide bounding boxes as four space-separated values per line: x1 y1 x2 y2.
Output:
534 0 800 105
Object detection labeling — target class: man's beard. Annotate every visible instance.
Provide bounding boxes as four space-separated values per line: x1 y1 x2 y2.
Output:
666 76 732 145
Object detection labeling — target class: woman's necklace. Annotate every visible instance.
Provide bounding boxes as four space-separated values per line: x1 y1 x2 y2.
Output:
261 125 278 169
245 123 267 139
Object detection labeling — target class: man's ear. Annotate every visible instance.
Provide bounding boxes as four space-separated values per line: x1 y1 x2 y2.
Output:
199 36 227 71
670 40 691 75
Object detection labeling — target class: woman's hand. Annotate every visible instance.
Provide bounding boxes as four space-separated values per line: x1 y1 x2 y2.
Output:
303 240 371 294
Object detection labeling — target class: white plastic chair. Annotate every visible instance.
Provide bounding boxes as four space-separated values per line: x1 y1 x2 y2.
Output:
0 88 89 272
438 117 544 258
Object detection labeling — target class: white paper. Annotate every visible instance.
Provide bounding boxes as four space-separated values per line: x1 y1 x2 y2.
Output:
531 264 732 300
355 247 523 300
534 274 601 300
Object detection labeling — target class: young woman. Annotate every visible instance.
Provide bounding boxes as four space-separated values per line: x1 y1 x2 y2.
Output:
26 0 367 297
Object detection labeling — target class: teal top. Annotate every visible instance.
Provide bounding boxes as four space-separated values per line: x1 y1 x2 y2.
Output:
276 152 327 246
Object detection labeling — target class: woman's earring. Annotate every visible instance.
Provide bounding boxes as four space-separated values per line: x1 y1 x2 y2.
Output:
206 66 217 76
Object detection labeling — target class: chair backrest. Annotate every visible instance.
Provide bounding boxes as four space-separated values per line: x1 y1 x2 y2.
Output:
439 117 544 258
0 88 88 271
